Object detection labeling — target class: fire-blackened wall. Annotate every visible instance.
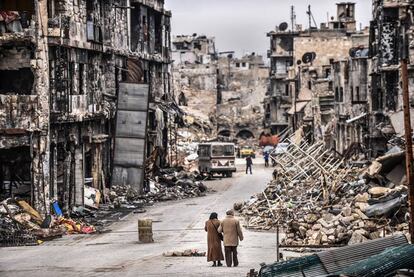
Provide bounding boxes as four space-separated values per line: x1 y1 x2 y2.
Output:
0 0 174 213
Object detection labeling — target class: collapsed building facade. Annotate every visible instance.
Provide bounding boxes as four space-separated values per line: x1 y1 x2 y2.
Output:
0 0 174 214
172 34 268 142
265 1 414 157
216 53 268 141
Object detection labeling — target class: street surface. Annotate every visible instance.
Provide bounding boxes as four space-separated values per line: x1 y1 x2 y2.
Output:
0 158 280 277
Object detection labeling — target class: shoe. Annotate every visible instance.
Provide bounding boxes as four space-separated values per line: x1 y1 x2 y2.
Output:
217 262 223 267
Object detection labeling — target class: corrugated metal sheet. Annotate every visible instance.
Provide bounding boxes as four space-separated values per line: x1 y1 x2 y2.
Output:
317 234 408 274
338 244 414 277
112 83 149 191
260 255 327 277
116 111 147 139
259 235 408 277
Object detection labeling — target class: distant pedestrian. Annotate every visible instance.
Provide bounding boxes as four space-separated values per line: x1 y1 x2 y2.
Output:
264 152 269 167
245 155 253 174
218 209 244 267
205 212 224 267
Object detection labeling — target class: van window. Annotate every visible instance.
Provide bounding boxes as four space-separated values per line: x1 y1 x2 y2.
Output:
198 145 211 158
212 145 234 157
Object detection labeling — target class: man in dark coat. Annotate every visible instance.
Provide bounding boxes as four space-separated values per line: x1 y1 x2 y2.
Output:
245 155 253 174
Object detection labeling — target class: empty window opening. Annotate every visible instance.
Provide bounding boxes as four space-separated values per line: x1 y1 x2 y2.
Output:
0 68 34 95
0 146 32 203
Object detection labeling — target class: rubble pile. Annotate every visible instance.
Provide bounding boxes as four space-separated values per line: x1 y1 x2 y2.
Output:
237 139 410 246
0 199 96 246
111 169 208 206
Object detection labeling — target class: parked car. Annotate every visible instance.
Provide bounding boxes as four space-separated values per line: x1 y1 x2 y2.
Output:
240 146 255 158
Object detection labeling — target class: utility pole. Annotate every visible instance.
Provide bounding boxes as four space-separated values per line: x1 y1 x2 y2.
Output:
402 59 414 243
307 5 312 35
401 20 414 243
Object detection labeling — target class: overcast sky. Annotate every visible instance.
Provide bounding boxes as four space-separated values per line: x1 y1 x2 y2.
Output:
165 0 372 57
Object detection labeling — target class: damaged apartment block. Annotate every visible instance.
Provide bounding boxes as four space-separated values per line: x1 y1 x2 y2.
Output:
0 0 175 214
265 1 414 159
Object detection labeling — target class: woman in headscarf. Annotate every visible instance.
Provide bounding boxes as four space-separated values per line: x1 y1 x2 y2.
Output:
204 212 224 267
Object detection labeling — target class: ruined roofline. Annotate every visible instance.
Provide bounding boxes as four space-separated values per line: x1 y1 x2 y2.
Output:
267 31 300 37
130 0 171 16
336 2 356 5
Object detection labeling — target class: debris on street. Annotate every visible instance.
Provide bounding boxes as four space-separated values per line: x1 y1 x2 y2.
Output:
0 198 96 247
238 137 410 246
163 249 206 257
111 167 208 207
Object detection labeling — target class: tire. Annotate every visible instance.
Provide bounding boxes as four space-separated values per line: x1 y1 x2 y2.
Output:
227 172 233 178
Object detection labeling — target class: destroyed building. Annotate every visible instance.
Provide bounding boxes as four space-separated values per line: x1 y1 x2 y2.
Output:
264 3 359 137
264 2 413 157
172 35 268 143
0 0 174 214
172 34 216 65
367 0 414 157
171 34 217 144
216 53 268 141
264 26 297 135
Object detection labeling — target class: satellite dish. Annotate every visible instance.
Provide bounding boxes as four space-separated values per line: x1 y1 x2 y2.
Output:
302 52 316 64
279 22 289 31
349 47 357 58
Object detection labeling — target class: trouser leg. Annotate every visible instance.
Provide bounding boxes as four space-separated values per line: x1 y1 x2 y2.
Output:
233 246 239 266
225 246 232 267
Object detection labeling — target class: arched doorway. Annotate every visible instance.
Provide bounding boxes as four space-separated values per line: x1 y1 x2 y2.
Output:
236 129 255 139
218 129 231 137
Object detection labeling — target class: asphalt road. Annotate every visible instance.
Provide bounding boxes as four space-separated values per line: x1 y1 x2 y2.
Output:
0 160 278 277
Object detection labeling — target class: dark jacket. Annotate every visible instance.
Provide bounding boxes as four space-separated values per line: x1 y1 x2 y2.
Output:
246 156 253 166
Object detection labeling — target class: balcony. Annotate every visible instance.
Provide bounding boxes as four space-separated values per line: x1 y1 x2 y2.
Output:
0 11 34 43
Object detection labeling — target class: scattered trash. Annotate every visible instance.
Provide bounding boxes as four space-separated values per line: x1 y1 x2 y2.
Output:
0 198 97 247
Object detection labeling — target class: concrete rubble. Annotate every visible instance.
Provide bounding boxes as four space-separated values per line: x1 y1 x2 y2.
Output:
237 136 410 246
110 168 207 206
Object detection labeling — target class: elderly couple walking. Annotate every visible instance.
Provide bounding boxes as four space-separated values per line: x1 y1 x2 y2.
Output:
204 209 244 267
